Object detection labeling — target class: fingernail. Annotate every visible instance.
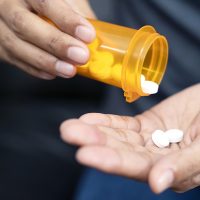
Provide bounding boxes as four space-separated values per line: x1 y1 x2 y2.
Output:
75 25 96 43
157 170 174 193
55 61 74 78
67 47 89 64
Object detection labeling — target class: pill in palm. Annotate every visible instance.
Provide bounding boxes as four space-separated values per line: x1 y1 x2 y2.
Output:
165 129 184 143
151 130 170 148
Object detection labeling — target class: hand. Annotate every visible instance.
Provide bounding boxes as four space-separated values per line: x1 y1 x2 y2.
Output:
0 0 95 79
60 84 200 193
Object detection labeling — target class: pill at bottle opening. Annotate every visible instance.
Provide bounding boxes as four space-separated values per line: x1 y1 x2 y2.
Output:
141 80 159 94
151 130 169 148
165 129 184 143
140 74 146 83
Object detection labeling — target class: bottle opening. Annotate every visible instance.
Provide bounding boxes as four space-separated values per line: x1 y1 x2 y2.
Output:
122 25 168 102
142 36 168 84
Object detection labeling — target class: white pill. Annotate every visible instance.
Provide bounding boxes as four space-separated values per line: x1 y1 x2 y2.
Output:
141 74 146 83
165 129 183 143
151 130 170 148
141 80 159 94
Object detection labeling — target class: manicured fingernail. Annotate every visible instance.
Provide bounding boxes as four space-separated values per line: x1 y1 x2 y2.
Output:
55 61 74 78
67 47 89 64
75 25 96 43
157 170 174 193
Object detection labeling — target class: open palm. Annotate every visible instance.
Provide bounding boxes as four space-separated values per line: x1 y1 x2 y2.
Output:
61 84 200 193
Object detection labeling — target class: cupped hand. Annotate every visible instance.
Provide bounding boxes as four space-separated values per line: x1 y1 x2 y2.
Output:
60 84 200 193
0 0 95 79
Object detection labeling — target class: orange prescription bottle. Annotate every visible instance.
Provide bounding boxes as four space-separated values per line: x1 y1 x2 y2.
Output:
47 18 168 103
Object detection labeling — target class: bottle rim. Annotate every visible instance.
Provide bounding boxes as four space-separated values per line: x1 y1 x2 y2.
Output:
122 25 168 102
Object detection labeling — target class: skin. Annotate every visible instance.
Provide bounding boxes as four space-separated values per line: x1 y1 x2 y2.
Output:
0 0 95 79
1 0 200 195
60 84 200 194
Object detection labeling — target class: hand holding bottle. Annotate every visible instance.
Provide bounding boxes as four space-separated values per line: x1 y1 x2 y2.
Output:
0 0 96 79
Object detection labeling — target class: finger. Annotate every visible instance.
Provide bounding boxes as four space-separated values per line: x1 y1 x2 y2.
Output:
26 0 96 43
9 57 55 80
0 44 9 62
60 119 144 146
149 138 200 194
61 119 152 180
80 113 141 131
171 173 200 193
0 20 76 78
2 4 90 65
98 126 144 145
60 119 106 146
60 119 135 147
76 145 152 180
67 0 97 18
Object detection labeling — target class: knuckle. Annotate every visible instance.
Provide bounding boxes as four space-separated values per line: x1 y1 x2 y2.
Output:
48 34 71 55
9 10 26 36
59 12 81 31
48 35 61 53
34 0 50 14
60 35 73 50
0 0 8 18
1 32 16 51
36 54 58 73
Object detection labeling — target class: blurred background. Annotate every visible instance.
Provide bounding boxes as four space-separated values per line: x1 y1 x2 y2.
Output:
0 0 199 200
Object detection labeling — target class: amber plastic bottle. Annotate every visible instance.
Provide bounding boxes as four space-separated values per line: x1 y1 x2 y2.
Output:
45 18 168 102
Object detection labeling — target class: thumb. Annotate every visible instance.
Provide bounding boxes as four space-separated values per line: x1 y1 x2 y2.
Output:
149 138 200 194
